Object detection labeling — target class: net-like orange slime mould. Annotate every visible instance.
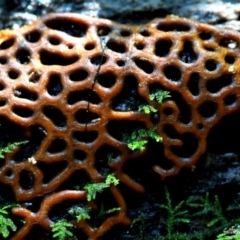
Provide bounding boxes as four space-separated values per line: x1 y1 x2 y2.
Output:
0 13 238 239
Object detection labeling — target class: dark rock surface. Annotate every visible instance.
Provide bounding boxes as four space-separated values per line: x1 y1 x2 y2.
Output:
1 0 240 29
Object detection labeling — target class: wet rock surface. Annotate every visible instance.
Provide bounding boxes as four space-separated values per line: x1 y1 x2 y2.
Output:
2 0 240 29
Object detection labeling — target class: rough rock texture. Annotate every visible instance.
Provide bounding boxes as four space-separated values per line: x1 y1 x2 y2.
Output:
2 0 240 30
0 12 240 239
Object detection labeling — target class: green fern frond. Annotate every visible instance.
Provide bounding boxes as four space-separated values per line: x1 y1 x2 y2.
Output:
51 220 73 240
159 187 189 238
68 206 91 222
84 182 108 201
147 126 162 142
97 205 121 219
217 225 240 240
138 104 157 114
0 215 16 238
124 126 162 151
105 207 121 214
105 174 119 186
128 140 148 151
149 89 171 104
84 174 119 202
0 140 28 159
186 192 227 227
0 204 19 238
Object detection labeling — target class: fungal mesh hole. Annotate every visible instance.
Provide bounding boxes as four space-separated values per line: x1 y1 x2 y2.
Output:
134 58 154 74
205 59 218 71
25 30 41 43
85 42 95 50
37 161 68 184
206 74 233 93
225 54 235 64
16 49 31 64
43 106 66 127
140 27 150 36
45 19 87 37
116 60 125 67
0 83 4 91
95 145 121 175
19 170 34 190
0 57 7 64
157 22 190 32
0 137 19 168
13 124 46 162
75 109 100 124
67 89 101 105
90 54 107 65
123 146 172 184
14 87 38 101
12 106 34 118
155 39 172 57
170 133 198 158
0 117 28 159
40 50 79 66
197 123 204 130
111 75 146 111
204 46 215 52
198 101 217 118
163 124 198 158
8 70 19 79
23 225 53 240
120 28 131 37
179 41 197 63
0 38 15 50
0 185 15 206
47 138 67 154
107 120 145 142
219 38 238 49
47 73 63 96
134 42 144 50
224 94 237 106
69 68 88 81
199 31 212 40
51 168 90 194
48 36 61 45
0 99 6 107
97 72 117 88
163 107 174 117
74 149 87 161
4 168 13 177
67 44 74 49
187 72 200 96
158 160 175 172
107 39 126 53
97 26 111 36
29 70 41 83
149 83 191 124
164 65 181 82
73 130 98 143
163 124 179 139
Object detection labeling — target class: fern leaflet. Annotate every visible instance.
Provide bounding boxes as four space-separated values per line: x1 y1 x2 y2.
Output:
0 140 28 159
68 206 91 222
51 220 73 240
0 204 18 238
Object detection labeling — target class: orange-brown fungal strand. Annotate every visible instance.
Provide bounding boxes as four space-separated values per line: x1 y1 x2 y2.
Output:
0 13 239 238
